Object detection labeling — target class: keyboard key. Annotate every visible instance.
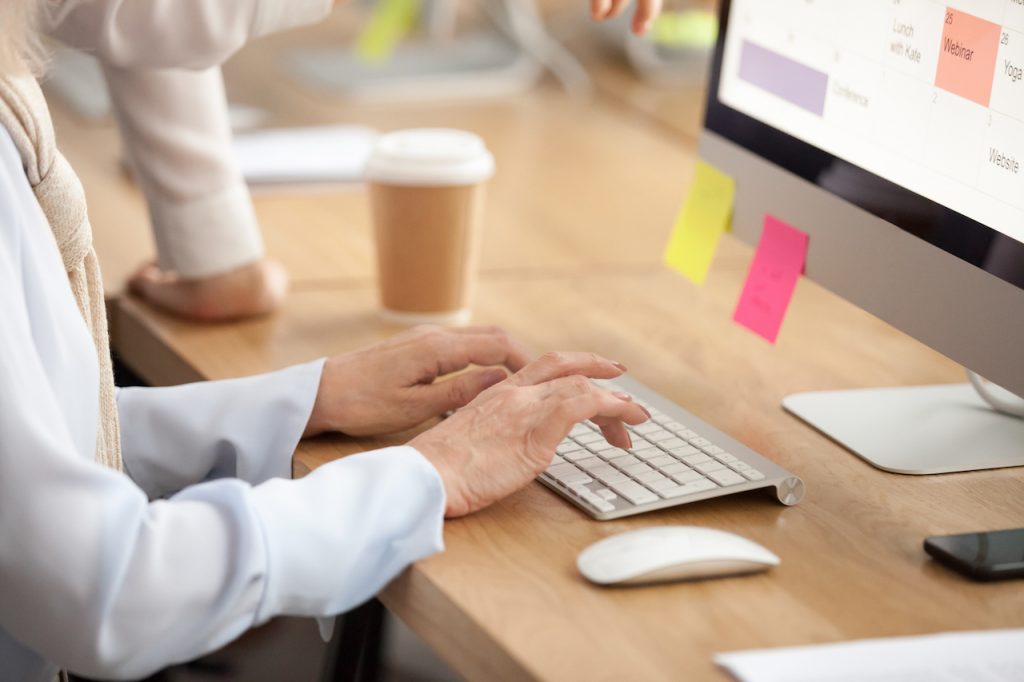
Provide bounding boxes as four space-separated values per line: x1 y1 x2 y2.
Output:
716 452 739 463
634 470 667 484
565 449 593 463
570 424 593 438
601 447 632 461
742 469 766 481
594 488 617 500
646 478 677 492
590 498 615 513
575 431 605 445
669 469 705 484
644 430 674 443
547 455 565 468
633 447 664 462
707 469 745 486
664 421 687 432
610 481 659 505
554 470 593 486
703 445 725 456
659 477 716 493
576 456 605 471
647 454 677 468
694 460 726 474
609 455 641 469
683 478 718 494
557 442 584 455
660 462 690 476
659 437 688 450
691 437 713 448
669 445 700 458
589 440 618 453
659 484 699 499
680 430 700 440
622 462 653 476
547 463 577 477
682 453 712 466
728 461 751 472
632 422 661 435
595 469 629 485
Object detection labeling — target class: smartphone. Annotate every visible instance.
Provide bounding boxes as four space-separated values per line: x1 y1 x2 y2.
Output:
924 528 1024 581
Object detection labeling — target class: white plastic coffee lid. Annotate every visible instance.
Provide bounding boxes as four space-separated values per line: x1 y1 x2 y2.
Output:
364 128 495 186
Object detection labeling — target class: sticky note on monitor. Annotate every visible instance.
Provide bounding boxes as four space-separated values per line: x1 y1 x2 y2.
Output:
733 215 808 344
355 0 420 63
664 160 735 285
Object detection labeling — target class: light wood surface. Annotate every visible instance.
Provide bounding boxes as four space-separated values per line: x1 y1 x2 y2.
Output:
51 69 697 297
113 236 1024 681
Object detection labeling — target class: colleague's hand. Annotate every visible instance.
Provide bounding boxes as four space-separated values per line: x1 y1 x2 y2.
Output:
128 258 288 322
410 352 651 517
590 0 663 35
305 325 534 438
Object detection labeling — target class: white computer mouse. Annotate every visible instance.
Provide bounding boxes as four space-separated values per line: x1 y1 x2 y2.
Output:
577 525 780 586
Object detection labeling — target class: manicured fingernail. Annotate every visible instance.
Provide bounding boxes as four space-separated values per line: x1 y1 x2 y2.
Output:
612 361 628 372
613 391 633 401
640 405 652 419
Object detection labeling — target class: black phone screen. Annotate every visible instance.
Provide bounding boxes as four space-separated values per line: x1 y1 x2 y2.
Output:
925 528 1024 581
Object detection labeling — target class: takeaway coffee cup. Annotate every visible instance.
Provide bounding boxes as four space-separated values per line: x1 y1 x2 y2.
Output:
365 128 495 325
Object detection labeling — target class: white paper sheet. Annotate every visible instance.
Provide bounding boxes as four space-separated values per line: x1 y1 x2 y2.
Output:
232 125 378 185
715 629 1024 682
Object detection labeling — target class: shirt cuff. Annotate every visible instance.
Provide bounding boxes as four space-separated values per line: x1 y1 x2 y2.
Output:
253 0 334 39
149 180 265 279
251 446 446 622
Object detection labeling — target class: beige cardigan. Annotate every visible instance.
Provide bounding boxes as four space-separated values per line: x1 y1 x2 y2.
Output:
0 71 121 471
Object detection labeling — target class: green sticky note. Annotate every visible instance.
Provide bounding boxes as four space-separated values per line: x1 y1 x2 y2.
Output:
663 160 735 286
650 10 718 49
355 0 420 63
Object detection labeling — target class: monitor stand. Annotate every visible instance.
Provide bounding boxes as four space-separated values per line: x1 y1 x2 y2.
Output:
783 383 1024 475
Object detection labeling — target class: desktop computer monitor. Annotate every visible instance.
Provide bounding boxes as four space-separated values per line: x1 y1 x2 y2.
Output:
700 0 1024 474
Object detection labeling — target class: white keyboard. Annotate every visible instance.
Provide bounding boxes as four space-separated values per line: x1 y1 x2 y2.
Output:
538 375 805 520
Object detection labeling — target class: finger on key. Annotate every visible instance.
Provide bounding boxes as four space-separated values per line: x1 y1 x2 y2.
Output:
510 351 626 387
539 378 649 439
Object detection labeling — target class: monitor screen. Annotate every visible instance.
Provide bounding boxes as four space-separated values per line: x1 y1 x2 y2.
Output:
707 0 1024 286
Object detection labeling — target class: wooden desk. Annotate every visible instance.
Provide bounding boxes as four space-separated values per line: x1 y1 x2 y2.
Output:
113 236 1024 681
51 80 694 296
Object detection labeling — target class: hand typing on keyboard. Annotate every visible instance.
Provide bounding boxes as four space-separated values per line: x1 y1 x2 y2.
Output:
410 352 651 518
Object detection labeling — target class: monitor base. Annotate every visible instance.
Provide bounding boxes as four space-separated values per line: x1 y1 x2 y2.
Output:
783 384 1024 475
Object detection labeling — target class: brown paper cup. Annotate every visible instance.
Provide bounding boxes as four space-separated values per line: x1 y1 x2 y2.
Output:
364 129 494 325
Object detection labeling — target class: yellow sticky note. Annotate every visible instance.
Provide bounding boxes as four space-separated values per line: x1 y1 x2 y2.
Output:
355 0 420 63
663 160 735 285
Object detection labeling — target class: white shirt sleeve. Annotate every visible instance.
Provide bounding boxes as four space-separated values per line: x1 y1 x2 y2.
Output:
48 0 333 69
0 223 445 679
101 66 264 278
117 359 325 499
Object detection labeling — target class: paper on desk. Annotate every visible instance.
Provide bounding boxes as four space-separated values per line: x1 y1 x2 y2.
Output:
663 160 735 285
232 125 378 185
715 629 1024 682
732 214 808 344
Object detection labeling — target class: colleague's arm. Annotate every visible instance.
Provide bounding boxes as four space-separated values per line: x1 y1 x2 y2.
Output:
48 0 334 70
100 65 286 319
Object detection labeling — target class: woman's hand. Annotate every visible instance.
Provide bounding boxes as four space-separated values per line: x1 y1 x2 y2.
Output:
410 351 651 518
128 258 288 322
590 0 663 35
305 325 533 438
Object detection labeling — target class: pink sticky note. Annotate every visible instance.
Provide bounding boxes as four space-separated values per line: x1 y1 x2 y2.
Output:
733 215 808 343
